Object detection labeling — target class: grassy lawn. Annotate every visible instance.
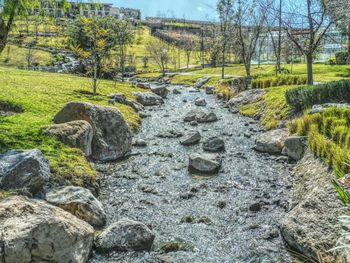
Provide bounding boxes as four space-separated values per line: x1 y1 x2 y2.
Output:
0 67 143 189
0 45 53 67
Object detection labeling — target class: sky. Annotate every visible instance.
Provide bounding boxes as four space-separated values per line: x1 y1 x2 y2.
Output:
110 0 219 21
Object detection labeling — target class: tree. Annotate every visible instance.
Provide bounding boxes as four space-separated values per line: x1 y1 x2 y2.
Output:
234 0 265 78
217 0 233 79
283 0 333 85
323 0 350 63
68 16 114 95
262 0 283 74
0 0 41 54
146 38 169 77
108 19 134 82
181 36 196 69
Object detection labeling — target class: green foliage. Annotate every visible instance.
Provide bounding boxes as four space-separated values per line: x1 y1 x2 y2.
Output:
291 108 350 178
335 51 350 65
286 80 350 112
252 75 307 89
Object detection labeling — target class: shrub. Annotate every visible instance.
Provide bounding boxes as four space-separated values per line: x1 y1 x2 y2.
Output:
335 51 349 65
252 75 307 90
286 80 350 112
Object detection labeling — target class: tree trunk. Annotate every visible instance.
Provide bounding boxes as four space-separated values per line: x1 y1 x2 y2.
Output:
121 45 125 82
306 53 313 85
221 45 226 79
0 19 11 55
93 61 98 96
347 31 350 64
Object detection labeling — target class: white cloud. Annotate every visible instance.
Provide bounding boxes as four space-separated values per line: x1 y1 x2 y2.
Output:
197 6 203 12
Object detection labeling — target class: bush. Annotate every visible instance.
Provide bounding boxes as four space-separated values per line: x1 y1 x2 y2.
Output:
335 51 349 65
286 80 350 112
252 75 307 89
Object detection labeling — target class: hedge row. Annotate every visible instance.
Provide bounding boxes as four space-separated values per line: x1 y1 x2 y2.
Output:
285 80 350 112
252 75 307 89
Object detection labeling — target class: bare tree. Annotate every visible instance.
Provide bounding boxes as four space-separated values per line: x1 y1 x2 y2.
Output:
146 38 169 76
217 0 233 79
181 36 196 69
261 0 283 74
234 0 265 78
283 0 333 85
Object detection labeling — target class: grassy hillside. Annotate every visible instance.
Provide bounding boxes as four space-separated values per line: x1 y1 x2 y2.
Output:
0 67 143 188
0 45 53 67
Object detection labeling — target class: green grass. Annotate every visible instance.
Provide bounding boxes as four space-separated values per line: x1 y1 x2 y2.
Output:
0 45 53 67
0 67 143 188
289 108 350 178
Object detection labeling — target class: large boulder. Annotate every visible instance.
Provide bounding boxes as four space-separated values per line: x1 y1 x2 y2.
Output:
194 76 210 89
0 196 94 263
183 109 218 123
94 219 155 253
150 85 169 98
180 131 201 146
46 186 106 227
197 111 218 123
132 92 164 106
228 89 265 112
0 149 50 194
188 153 222 174
284 136 307 161
45 120 93 156
54 102 132 161
254 129 289 154
203 137 225 152
281 150 348 261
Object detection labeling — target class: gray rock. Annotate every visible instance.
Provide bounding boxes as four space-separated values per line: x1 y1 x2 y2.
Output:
197 111 218 123
45 120 93 156
46 186 106 227
184 109 202 122
132 92 164 106
151 85 169 98
281 150 348 261
203 137 225 152
228 89 265 111
188 153 222 174
95 219 155 253
184 109 218 123
254 129 289 154
194 76 210 89
133 139 147 147
108 93 126 104
190 121 198 126
309 103 350 115
173 89 182 94
284 136 307 161
0 196 94 263
0 149 50 194
205 86 215 94
54 102 132 161
180 131 201 146
134 82 151 89
125 100 145 112
195 98 207 107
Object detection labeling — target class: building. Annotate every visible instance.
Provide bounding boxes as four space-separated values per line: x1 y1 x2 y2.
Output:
30 1 140 20
253 26 348 64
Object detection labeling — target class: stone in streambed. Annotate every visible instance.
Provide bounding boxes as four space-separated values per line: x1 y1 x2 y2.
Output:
180 131 201 146
188 153 222 174
94 219 155 253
